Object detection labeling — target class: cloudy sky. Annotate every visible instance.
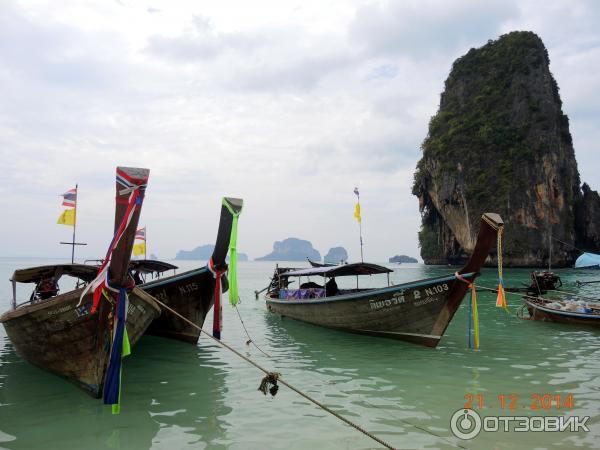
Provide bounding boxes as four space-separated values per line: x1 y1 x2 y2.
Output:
1 0 599 261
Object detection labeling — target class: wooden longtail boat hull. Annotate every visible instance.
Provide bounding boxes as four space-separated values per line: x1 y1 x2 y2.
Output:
138 197 243 345
0 166 153 398
0 287 160 397
525 300 600 327
267 273 475 347
266 213 503 347
142 268 215 344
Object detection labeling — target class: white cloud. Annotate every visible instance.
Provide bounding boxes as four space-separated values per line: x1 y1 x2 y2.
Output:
0 0 599 262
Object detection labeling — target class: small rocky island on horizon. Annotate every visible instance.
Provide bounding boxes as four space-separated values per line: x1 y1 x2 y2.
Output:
389 255 418 263
256 237 320 261
324 247 348 264
175 244 248 261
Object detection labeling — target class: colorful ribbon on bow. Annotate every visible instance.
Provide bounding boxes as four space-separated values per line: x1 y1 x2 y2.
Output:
208 258 227 340
467 283 480 349
103 286 131 414
223 198 242 307
495 227 508 310
77 171 146 414
79 187 143 311
455 272 480 350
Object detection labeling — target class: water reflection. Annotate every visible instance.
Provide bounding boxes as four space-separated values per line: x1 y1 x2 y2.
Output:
1 261 599 449
255 267 600 449
0 336 232 450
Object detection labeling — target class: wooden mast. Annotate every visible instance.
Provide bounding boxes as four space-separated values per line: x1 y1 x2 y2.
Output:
59 183 87 263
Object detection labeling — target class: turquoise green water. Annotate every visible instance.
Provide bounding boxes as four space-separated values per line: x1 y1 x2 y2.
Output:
1 259 599 449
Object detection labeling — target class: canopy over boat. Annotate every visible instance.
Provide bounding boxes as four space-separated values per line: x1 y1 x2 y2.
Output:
281 262 392 278
11 264 99 284
575 252 600 269
129 260 178 274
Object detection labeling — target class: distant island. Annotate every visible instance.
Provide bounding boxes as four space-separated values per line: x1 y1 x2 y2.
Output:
324 247 348 264
256 238 320 261
389 255 418 264
175 244 248 261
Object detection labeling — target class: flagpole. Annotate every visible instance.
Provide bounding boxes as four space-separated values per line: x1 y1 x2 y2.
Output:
71 183 78 263
145 226 147 260
358 194 364 263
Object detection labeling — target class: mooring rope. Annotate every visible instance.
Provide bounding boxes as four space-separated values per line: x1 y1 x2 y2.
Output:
150 297 397 450
551 236 587 254
233 304 271 358
545 288 599 302
348 396 468 450
477 284 599 304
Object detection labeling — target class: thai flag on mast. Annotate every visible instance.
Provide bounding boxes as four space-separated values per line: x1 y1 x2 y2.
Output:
62 188 77 208
135 227 146 241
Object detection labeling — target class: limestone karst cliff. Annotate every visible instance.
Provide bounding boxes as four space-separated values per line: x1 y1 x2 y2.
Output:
412 31 600 266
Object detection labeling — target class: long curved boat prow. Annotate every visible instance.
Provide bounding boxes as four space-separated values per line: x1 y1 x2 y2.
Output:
0 167 159 397
142 197 243 344
265 213 504 347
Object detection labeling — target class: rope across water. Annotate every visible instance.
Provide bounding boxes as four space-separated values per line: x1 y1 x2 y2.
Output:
150 297 398 450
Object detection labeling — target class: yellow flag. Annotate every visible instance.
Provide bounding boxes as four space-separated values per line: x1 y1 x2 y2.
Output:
132 242 146 256
57 209 75 226
354 202 361 223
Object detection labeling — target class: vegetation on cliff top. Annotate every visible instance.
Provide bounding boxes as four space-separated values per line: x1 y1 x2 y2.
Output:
412 31 582 265
414 31 569 208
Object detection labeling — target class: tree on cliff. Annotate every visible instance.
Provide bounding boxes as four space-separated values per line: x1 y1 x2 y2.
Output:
413 31 600 267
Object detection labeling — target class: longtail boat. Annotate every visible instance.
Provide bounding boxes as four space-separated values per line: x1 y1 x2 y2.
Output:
265 213 503 347
0 167 160 398
307 258 336 268
137 197 243 343
523 297 600 327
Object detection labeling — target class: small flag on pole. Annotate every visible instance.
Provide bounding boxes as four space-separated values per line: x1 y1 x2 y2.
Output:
353 187 361 223
61 188 77 207
57 208 76 226
354 202 361 223
135 227 146 241
132 242 146 256
133 227 146 258
57 187 77 227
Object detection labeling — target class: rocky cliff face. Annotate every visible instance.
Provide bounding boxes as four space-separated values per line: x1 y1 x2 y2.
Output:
576 183 600 252
413 31 600 267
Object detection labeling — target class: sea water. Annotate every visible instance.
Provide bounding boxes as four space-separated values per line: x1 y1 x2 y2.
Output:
0 258 599 450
